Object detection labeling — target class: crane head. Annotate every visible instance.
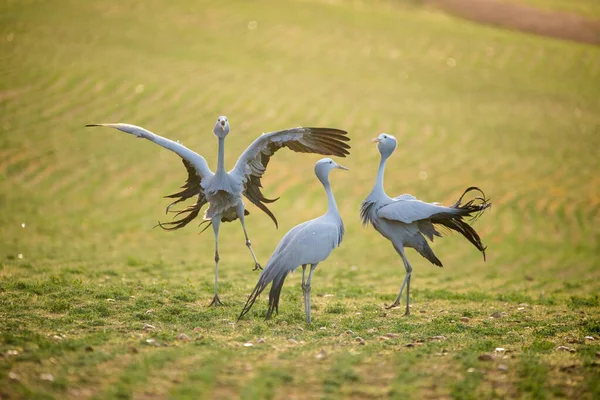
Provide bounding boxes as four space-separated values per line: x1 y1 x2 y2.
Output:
213 116 230 138
372 133 397 158
315 158 348 184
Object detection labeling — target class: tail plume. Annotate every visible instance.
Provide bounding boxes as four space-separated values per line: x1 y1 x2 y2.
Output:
451 187 491 223
433 187 491 260
238 264 289 321
266 271 288 319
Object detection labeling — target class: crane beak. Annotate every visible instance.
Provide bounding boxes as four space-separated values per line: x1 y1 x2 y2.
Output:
336 164 349 171
371 137 380 143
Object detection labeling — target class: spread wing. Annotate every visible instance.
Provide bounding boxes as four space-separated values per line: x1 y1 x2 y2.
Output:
231 127 350 227
85 123 214 230
378 198 455 224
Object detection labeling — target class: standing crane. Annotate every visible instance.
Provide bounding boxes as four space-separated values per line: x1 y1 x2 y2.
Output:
86 117 350 306
360 133 490 315
238 158 347 323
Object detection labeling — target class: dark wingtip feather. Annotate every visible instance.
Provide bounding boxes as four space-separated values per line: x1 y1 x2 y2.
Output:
242 126 350 227
154 220 172 230
156 201 204 231
243 181 279 228
306 127 352 157
253 199 279 228
307 127 348 133
159 157 206 225
198 220 212 234
310 128 350 140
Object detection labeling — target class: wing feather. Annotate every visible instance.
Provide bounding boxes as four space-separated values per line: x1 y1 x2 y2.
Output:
231 127 350 226
85 123 213 180
378 199 455 224
86 123 214 230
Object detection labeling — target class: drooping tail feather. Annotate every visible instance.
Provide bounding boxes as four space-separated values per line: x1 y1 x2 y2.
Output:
432 187 491 260
266 271 288 319
238 263 289 321
416 241 443 267
434 218 488 260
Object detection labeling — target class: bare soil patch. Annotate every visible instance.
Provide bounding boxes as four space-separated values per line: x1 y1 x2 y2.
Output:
426 0 600 45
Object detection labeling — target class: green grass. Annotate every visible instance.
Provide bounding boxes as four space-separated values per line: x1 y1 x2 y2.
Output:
1 0 599 398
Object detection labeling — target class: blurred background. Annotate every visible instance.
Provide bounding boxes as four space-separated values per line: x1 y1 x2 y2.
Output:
1 0 597 295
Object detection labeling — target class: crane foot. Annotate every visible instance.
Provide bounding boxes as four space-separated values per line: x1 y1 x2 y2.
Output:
385 302 400 310
252 263 263 271
208 294 224 307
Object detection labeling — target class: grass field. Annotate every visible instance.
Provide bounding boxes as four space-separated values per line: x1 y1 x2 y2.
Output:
1 0 599 398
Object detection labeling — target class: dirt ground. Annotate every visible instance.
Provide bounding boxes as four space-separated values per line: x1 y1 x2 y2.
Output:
426 0 600 45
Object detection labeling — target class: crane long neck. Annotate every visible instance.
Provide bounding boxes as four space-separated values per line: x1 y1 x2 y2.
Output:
216 137 226 175
322 177 339 216
369 156 388 198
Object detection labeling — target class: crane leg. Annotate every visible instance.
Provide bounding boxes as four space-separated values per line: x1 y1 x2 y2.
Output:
237 203 262 271
301 264 308 289
301 264 308 320
208 217 223 307
386 246 413 314
405 273 411 316
302 264 318 324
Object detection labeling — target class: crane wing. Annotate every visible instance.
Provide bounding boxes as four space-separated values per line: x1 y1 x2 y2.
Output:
85 123 214 230
231 127 350 227
394 194 417 201
270 219 343 267
378 198 455 224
